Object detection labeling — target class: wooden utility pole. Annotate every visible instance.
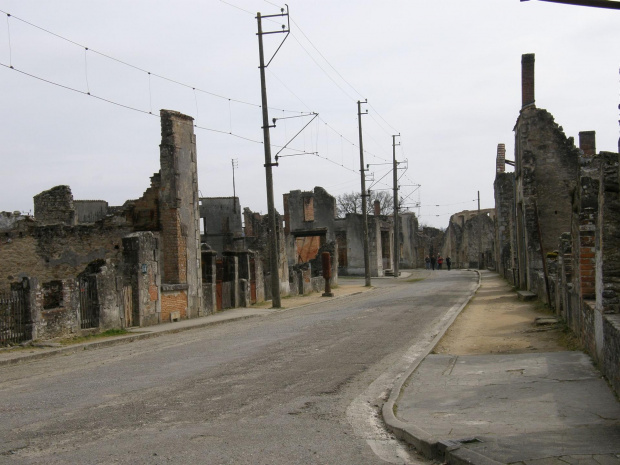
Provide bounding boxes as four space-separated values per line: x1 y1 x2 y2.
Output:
358 100 371 287
256 7 289 308
392 134 400 278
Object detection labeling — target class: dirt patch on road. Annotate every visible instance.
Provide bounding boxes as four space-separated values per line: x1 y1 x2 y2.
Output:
251 284 372 310
434 271 576 356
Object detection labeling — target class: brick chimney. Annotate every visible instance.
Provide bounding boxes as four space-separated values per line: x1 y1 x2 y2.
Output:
579 131 596 157
374 200 381 216
521 53 535 109
496 143 506 173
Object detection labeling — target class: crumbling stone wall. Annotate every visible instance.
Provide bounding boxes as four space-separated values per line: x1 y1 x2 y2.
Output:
494 142 516 281
513 55 580 300
33 185 76 226
200 197 243 254
283 187 336 241
399 212 420 269
243 208 289 298
74 200 108 224
29 277 80 341
441 209 495 269
0 219 130 293
415 226 445 267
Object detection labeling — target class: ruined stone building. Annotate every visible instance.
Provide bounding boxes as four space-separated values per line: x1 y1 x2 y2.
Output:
493 54 620 394
0 110 204 344
200 197 244 254
243 207 289 300
441 209 495 269
335 199 395 277
398 212 423 269
416 226 445 264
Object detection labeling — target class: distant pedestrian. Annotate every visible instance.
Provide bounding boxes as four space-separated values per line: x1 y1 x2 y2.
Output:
430 255 436 270
437 255 443 270
446 256 451 271
425 255 430 270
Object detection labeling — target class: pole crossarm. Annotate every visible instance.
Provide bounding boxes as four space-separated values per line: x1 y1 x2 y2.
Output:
256 5 291 67
274 112 318 157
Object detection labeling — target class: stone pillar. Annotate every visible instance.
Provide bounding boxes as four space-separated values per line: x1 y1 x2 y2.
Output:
122 232 161 327
521 53 535 108
579 131 596 157
374 200 381 216
159 110 202 319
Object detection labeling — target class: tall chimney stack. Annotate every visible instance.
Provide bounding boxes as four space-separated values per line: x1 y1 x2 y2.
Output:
579 131 596 157
521 53 535 109
496 143 506 173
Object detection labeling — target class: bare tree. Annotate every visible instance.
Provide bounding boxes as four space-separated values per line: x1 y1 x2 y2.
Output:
336 190 394 217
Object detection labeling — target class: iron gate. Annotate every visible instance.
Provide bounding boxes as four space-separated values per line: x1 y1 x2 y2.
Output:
0 288 29 345
79 276 100 329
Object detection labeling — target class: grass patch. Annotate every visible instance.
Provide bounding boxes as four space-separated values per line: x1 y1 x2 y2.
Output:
406 278 427 283
59 328 129 345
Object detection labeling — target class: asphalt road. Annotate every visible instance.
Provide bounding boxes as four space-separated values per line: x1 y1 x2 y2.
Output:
0 270 478 465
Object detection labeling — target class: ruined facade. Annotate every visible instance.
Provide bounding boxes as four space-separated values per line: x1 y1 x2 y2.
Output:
335 212 394 277
494 143 516 281
398 212 422 269
283 187 336 264
441 209 495 269
0 110 205 344
416 226 445 264
200 197 244 254
514 54 580 298
493 54 620 395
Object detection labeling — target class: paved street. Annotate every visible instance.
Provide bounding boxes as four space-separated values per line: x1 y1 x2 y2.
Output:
0 270 477 465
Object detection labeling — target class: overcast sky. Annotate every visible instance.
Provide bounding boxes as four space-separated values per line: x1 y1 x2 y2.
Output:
1 0 618 228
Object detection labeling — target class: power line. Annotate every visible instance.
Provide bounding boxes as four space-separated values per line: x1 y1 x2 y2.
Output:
0 9 304 114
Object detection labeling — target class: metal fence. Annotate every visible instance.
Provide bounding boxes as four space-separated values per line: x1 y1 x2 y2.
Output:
0 288 30 345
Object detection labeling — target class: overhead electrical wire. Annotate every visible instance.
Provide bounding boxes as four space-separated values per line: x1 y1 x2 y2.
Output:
3 4 408 196
0 9 304 114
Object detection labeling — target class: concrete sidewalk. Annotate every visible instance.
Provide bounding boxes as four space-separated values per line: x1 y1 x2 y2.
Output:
383 271 620 465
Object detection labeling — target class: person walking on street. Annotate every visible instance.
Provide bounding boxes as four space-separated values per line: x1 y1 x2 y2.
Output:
437 255 443 270
430 255 436 271
425 255 430 270
446 256 451 271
